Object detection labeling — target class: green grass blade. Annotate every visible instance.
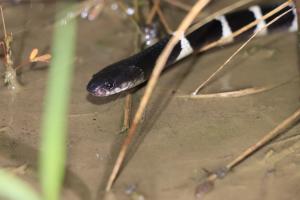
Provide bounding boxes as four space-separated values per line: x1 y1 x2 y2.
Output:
39 4 77 200
0 169 40 200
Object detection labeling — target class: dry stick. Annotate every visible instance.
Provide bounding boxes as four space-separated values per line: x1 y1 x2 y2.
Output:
199 0 292 52
195 7 297 198
163 0 192 11
192 0 292 95
86 0 106 21
196 107 300 198
133 0 140 22
105 0 211 191
187 0 255 35
147 0 173 34
162 0 254 34
294 0 300 62
121 94 132 132
157 6 173 34
179 76 297 99
180 86 274 99
0 7 7 38
225 107 300 170
56 0 103 24
0 7 20 91
146 0 161 24
121 0 145 133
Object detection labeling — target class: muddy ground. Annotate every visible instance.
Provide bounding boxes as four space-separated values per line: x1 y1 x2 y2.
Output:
0 0 299 200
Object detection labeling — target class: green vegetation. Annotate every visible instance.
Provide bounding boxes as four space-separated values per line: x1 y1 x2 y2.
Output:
39 5 77 200
0 4 77 200
0 169 40 200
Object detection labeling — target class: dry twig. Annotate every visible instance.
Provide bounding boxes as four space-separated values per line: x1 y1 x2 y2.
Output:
57 0 104 23
179 86 273 99
0 7 20 91
156 6 173 33
192 0 293 95
196 107 300 198
179 76 297 99
187 0 255 34
146 0 161 24
163 0 192 11
194 4 296 197
199 0 292 52
106 0 211 191
196 108 300 198
146 0 173 33
121 94 132 133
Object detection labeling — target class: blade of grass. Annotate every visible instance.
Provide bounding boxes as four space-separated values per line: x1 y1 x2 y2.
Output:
0 169 40 200
39 3 77 200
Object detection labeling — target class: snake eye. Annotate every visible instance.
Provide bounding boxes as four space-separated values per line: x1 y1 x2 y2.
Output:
104 81 114 89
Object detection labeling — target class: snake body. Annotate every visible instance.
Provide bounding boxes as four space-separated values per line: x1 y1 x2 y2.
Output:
87 3 297 97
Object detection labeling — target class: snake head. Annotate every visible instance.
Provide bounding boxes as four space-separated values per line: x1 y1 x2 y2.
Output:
87 77 116 97
87 63 145 97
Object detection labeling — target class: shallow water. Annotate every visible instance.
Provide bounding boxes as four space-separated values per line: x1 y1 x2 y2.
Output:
0 1 299 200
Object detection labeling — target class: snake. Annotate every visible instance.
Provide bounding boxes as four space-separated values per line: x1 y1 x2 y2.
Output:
86 3 297 97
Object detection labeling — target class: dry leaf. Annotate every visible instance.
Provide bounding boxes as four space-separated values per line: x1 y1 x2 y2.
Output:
29 48 38 61
31 54 51 63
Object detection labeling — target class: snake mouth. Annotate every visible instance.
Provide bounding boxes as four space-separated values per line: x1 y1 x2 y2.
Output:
87 80 131 97
86 81 109 97
93 87 110 97
87 85 108 97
